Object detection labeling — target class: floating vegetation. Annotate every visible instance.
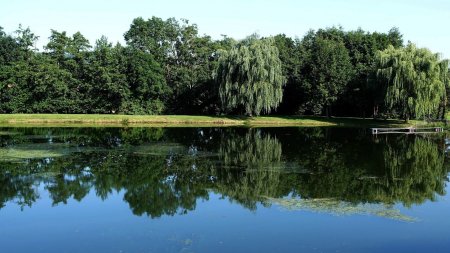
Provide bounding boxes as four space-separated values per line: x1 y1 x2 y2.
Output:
131 143 186 156
0 143 82 162
0 131 19 136
34 171 63 178
267 197 418 222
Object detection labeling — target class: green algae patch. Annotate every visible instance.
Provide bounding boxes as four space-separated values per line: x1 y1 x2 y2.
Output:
267 197 417 222
131 143 186 156
0 143 79 161
0 131 19 136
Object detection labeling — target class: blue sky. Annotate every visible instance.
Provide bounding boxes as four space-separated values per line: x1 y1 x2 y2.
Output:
1 0 449 58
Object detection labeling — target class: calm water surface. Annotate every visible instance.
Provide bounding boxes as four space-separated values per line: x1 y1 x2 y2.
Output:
0 127 449 253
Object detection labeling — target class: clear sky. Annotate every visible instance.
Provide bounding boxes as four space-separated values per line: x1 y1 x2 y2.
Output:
1 0 449 58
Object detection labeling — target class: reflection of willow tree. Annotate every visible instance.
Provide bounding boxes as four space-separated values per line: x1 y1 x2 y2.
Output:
282 128 369 203
375 136 448 206
219 129 282 168
287 130 449 207
215 129 287 210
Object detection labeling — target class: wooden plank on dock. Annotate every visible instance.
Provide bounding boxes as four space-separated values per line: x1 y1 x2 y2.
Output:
372 127 443 135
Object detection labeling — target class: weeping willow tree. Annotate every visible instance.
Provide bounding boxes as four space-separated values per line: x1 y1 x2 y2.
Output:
215 36 286 116
376 43 449 121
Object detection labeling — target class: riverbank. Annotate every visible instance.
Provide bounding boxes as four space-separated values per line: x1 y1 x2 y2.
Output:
0 114 436 128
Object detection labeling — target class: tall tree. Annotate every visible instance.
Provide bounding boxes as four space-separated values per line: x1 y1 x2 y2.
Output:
124 16 178 64
44 30 93 112
273 34 302 114
45 30 91 76
215 36 285 116
86 37 129 113
124 17 220 114
376 43 449 121
0 27 21 65
121 47 170 114
298 30 353 116
14 24 39 61
336 27 403 117
0 54 78 113
166 24 218 114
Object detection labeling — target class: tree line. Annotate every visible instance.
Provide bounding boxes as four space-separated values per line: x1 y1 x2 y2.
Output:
0 17 449 120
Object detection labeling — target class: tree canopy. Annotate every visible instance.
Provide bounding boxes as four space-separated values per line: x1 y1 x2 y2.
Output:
297 29 353 115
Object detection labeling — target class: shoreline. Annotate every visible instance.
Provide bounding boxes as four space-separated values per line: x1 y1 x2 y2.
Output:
0 114 433 128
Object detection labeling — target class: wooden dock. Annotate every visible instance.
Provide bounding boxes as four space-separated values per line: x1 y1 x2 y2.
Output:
371 127 444 135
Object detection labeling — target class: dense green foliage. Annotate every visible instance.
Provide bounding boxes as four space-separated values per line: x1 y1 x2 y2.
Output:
0 19 448 119
297 29 353 115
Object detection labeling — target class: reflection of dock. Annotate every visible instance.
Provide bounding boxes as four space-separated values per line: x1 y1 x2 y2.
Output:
372 127 444 135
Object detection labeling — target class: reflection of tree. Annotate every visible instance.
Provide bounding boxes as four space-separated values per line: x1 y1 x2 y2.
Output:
216 129 285 209
118 154 212 218
0 127 449 219
0 127 166 149
44 151 213 218
375 136 448 206
0 162 39 209
283 130 449 207
45 161 94 205
219 129 282 170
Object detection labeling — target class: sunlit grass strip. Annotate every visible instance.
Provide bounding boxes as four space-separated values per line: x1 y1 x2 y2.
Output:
0 114 244 127
0 114 431 127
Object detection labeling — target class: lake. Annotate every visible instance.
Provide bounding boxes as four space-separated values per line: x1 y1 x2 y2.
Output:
0 127 449 253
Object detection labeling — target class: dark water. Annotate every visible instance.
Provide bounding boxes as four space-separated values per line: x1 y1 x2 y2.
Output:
0 127 449 253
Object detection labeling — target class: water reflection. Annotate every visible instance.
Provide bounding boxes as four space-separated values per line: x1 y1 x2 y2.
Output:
0 127 448 219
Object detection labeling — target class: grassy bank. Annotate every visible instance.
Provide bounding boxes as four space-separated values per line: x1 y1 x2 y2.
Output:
0 114 434 128
0 114 243 127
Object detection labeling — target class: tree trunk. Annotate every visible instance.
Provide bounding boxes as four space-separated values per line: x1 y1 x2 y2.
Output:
373 104 378 118
404 114 410 123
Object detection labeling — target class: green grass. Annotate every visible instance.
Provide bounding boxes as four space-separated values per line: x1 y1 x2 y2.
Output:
0 114 435 127
0 114 244 127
